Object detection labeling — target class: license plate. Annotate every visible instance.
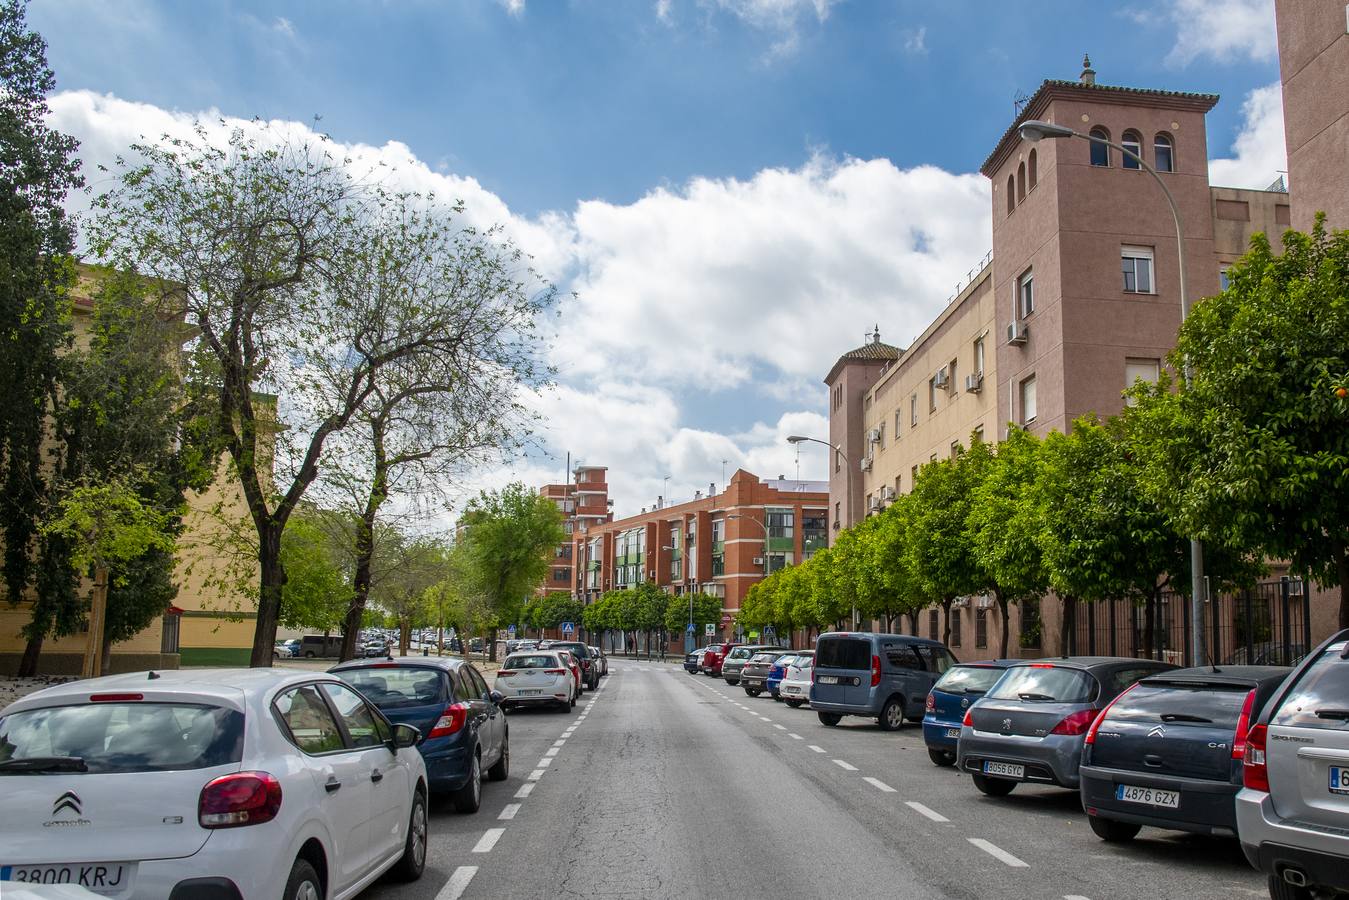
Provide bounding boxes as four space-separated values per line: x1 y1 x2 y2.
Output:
818 675 840 684
983 761 1024 779
1116 784 1180 808
519 689 541 696
1 863 132 895
783 685 802 694
944 728 961 739
1330 766 1349 795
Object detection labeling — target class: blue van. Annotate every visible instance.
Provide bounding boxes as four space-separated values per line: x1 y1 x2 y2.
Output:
921 659 1018 766
810 632 957 730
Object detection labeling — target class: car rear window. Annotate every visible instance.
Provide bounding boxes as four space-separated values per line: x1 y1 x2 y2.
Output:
987 666 1097 703
816 637 871 670
750 653 779 663
1108 683 1249 727
505 655 564 670
1272 644 1349 730
0 702 244 774
934 665 1006 695
554 643 588 657
338 667 445 709
728 648 753 661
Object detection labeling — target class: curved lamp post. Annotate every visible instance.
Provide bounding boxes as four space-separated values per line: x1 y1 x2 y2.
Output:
786 434 859 630
1018 120 1206 667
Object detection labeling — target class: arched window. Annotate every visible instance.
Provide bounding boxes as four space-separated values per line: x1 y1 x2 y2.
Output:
1007 174 1015 214
1154 133 1174 173
1089 127 1110 167
1027 148 1038 190
1121 130 1143 169
1016 162 1027 203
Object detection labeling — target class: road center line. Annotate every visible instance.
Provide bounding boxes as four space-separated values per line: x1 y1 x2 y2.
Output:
832 759 858 771
498 803 520 820
787 733 803 740
967 838 1029 868
514 783 535 798
772 724 786 731
472 828 505 853
552 740 566 747
905 801 949 821
527 769 545 781
1063 896 1092 900
808 745 826 753
863 777 897 793
544 747 559 756
434 866 478 900
537 757 553 767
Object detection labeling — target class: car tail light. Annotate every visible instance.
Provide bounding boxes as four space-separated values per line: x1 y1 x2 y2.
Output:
429 702 470 739
199 771 282 828
1085 684 1137 746
1030 663 1055 669
1243 724 1269 791
962 708 974 727
89 693 143 702
871 655 881 687
498 670 516 677
1232 688 1258 760
544 669 566 675
1050 708 1100 736
925 692 936 713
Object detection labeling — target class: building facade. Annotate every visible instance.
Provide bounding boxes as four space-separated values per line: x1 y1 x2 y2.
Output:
536 465 612 598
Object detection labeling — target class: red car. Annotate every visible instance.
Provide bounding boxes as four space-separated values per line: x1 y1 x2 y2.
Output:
701 642 742 677
556 649 584 695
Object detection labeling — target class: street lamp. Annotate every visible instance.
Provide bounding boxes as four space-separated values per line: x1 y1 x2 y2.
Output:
727 513 769 643
1018 119 1206 666
787 435 859 630
662 543 695 651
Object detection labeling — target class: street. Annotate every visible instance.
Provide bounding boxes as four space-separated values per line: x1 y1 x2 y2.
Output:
365 663 1264 900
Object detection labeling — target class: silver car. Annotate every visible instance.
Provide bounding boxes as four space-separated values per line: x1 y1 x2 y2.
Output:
958 657 1174 796
721 645 779 686
1236 629 1349 899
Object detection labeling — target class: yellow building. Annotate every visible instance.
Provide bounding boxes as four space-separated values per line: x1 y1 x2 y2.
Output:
0 268 263 673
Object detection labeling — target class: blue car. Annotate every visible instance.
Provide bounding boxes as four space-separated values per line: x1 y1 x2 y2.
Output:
922 659 1018 766
332 657 508 813
766 652 807 700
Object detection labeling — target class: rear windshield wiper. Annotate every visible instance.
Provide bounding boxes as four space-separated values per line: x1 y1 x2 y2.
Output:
1160 713 1213 723
0 756 88 774
1018 692 1056 701
1315 709 1349 720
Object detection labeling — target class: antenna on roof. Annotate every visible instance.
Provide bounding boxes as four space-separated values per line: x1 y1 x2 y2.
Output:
1013 90 1031 116
1080 53 1096 86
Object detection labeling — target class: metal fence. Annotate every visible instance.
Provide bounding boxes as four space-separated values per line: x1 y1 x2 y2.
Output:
1068 578 1311 667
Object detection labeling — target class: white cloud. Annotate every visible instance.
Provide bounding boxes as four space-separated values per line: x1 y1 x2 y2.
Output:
1208 82 1287 189
1161 0 1276 67
704 0 836 30
496 0 526 18
901 25 927 56
655 0 674 24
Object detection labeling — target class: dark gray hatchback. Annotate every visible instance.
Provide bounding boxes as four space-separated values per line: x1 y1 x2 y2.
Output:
1079 665 1290 842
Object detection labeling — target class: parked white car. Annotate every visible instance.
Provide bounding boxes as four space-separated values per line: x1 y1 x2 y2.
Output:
0 668 428 900
494 652 576 712
778 650 814 708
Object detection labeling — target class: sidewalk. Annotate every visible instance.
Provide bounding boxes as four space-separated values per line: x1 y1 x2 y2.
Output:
1 675 77 711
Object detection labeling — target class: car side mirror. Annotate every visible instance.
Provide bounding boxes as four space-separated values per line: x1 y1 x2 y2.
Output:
392 723 421 750
489 690 505 706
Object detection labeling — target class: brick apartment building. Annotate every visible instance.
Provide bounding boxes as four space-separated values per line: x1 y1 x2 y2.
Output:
536 465 612 598
826 18 1349 661
570 469 829 646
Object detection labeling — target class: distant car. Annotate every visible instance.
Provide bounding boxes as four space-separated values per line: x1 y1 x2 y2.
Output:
957 657 1176 796
684 648 708 674
0 668 428 899
766 653 799 700
922 660 1019 766
555 649 584 697
741 651 794 697
1237 628 1349 900
1223 642 1308 667
590 645 608 677
281 638 301 658
722 645 781 686
494 652 576 712
701 642 740 677
1080 665 1290 842
468 638 484 653
810 632 957 730
273 641 294 660
550 642 601 691
362 640 391 658
331 657 508 814
298 634 344 658
778 651 814 707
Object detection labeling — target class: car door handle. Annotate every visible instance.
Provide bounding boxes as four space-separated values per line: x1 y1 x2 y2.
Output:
1143 754 1164 768
325 778 342 793
371 769 384 783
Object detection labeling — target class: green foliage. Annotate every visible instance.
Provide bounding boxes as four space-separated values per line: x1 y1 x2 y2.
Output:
663 591 722 634
42 477 178 576
278 510 348 633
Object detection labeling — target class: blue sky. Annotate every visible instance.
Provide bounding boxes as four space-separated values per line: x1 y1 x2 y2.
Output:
32 0 1287 517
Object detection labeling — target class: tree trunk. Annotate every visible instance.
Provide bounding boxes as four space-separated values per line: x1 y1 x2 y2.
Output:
99 632 114 678
1058 596 1076 656
18 635 43 678
340 507 379 662
941 597 953 646
249 523 285 668
1144 588 1158 661
996 590 1010 659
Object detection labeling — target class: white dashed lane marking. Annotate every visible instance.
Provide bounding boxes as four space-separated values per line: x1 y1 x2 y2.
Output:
772 723 786 731
545 747 559 757
863 777 896 793
537 757 553 768
968 838 1028 868
808 745 826 753
527 769 545 781
905 801 949 822
498 803 520 820
832 759 858 772
434 866 478 900
514 783 535 799
472 828 504 853
787 733 803 740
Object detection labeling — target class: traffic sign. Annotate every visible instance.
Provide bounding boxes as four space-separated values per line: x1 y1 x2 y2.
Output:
704 623 715 636
507 624 516 636
686 623 696 633
560 621 575 635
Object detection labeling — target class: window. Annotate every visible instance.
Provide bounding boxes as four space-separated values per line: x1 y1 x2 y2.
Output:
1027 148 1038 190
972 425 985 444
894 475 901 495
895 409 902 436
1089 127 1110 166
1020 376 1037 424
928 377 937 413
911 464 919 486
1154 133 1174 173
928 609 939 640
918 646 955 674
1219 267 1231 291
1121 130 1142 169
817 635 871 669
802 513 827 559
834 501 840 526
1122 245 1154 293
878 422 886 449
1016 161 1026 203
1020 598 1042 649
320 683 387 748
553 568 567 582
950 609 961 647
275 685 345 754
1124 358 1161 406
834 449 841 473
832 384 842 410
1006 174 1015 214
766 508 794 539
910 393 918 427
975 608 988 648
949 358 958 395
1017 269 1034 317
973 336 985 374
950 440 961 459
865 493 873 512
885 645 922 670
766 552 792 574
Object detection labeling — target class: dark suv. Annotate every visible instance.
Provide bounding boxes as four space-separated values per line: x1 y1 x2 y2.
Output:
810 632 956 730
550 641 600 691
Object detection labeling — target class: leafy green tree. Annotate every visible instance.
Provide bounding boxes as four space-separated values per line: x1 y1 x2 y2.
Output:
1130 219 1349 626
370 528 447 655
0 2 83 674
279 509 348 634
618 582 667 657
904 445 987 645
664 591 722 638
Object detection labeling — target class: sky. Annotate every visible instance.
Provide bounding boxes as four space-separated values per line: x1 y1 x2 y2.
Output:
29 0 1287 521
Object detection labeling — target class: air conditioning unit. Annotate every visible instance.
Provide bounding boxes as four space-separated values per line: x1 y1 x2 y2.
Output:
934 367 950 390
866 427 881 443
977 594 995 609
951 597 969 609
859 456 873 471
880 486 896 501
1006 321 1029 345
868 498 883 512
965 372 984 393
752 557 765 566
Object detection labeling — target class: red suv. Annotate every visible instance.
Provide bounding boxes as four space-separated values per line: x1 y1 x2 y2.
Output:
701 642 741 677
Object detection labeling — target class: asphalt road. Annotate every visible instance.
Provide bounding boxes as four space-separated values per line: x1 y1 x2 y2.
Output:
361 662 1266 900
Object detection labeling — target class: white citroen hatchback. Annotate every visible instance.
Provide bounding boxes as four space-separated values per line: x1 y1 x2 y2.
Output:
0 668 428 900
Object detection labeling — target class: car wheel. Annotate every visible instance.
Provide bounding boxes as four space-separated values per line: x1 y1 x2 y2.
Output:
1267 874 1314 900
771 691 781 702
817 712 842 727
971 774 1016 797
451 753 482 814
785 699 803 708
389 790 428 882
284 858 322 900
927 748 956 767
487 733 510 782
1088 814 1141 842
304 651 316 659
877 697 905 732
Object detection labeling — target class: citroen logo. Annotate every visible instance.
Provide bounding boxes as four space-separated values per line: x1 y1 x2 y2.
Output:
1148 724 1166 738
53 791 82 816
